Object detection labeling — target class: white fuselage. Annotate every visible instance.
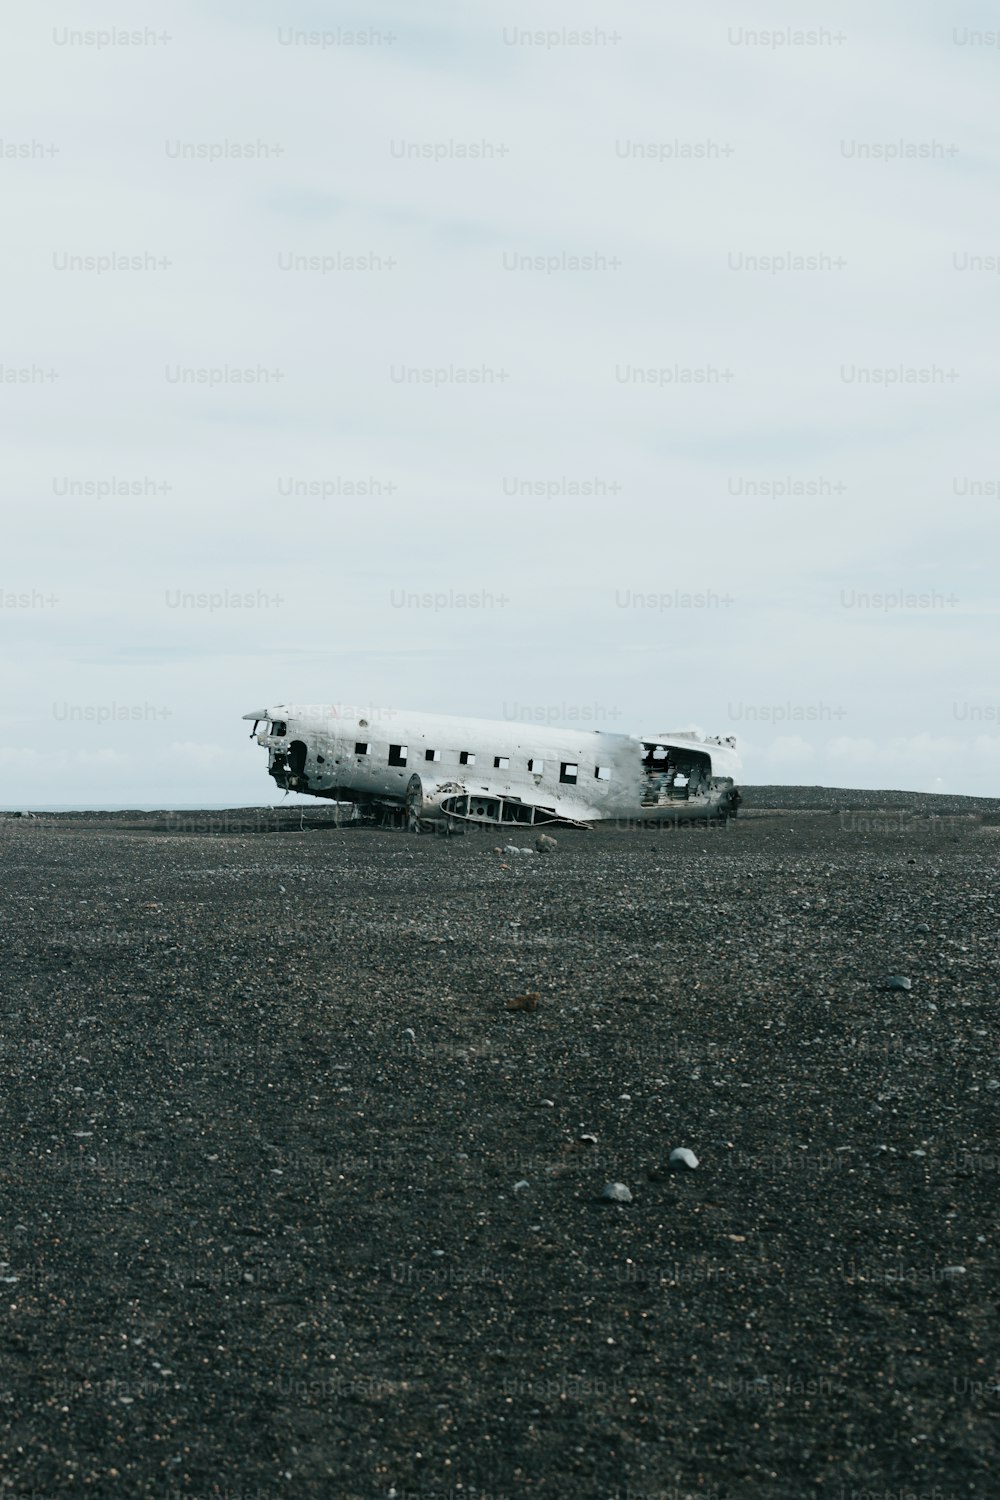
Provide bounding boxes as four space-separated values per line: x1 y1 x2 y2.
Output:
244 703 741 828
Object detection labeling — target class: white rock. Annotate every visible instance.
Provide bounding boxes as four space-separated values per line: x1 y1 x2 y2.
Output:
669 1147 699 1170
601 1182 633 1203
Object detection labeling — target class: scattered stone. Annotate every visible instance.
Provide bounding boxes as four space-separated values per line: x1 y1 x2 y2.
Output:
669 1148 699 1170
578 1133 598 1146
535 833 558 853
540 1099 555 1108
506 992 540 1012
601 1182 633 1203
513 1180 530 1193
886 975 912 991
502 845 535 857
402 1028 416 1043
915 923 930 935
941 1265 967 1279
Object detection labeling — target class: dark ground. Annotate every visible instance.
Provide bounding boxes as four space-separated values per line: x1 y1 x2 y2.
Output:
0 789 997 1499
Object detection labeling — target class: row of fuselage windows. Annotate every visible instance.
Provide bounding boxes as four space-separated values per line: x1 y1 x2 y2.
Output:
354 742 612 785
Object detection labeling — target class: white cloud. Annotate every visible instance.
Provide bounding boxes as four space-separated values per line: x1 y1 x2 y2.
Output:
3 1 998 801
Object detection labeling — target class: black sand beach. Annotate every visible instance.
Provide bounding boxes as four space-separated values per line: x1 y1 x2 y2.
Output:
1 790 997 1498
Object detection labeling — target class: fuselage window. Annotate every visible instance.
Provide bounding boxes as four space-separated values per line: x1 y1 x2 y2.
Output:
528 758 544 774
388 744 408 767
271 720 287 736
494 756 510 770
459 751 476 766
425 749 441 762
595 765 611 781
355 742 371 756
560 763 579 785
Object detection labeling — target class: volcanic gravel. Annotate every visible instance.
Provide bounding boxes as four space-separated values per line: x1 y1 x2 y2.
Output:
0 792 997 1499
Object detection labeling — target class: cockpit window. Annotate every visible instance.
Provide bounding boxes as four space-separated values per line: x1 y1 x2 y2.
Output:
271 720 287 736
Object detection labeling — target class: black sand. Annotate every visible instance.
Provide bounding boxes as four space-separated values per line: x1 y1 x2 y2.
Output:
1 790 997 1498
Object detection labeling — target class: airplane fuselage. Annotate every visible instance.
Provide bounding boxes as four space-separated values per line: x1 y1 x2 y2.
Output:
243 704 741 829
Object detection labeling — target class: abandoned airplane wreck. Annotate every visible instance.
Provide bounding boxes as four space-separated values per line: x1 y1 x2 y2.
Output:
243 705 741 830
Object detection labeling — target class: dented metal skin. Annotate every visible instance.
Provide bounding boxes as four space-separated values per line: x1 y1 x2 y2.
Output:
242 705 741 830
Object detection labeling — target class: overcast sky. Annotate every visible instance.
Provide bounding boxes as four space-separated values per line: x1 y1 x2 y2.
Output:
4 1 999 805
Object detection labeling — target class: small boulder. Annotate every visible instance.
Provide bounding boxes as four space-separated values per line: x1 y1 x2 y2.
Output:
669 1147 699 1170
601 1182 633 1203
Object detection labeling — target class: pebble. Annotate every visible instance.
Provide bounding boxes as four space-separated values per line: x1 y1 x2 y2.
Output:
941 1265 967 1278
886 975 912 991
513 1180 530 1193
915 923 930 935
601 1182 633 1203
535 834 558 853
669 1148 699 1170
